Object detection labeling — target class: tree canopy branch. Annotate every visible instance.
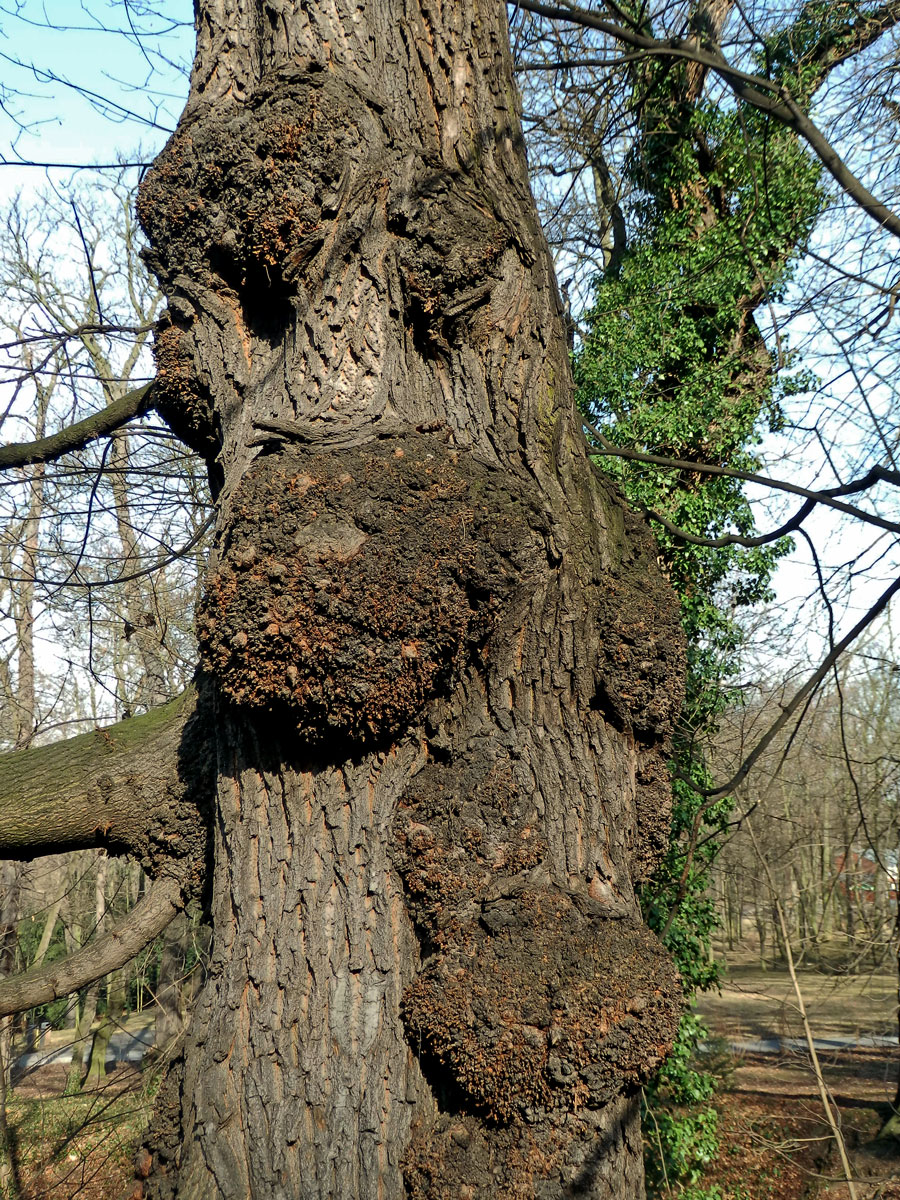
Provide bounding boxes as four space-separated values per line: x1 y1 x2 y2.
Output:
0 870 184 1019
516 0 900 240
585 424 900 536
644 498 814 548
0 381 154 470
781 1 900 90
643 464 900 547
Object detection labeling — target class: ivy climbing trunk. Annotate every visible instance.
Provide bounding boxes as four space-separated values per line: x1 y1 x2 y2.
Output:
134 2 686 1197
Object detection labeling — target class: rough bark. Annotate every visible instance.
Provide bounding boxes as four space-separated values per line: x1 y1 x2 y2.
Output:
151 912 193 1061
125 2 688 1197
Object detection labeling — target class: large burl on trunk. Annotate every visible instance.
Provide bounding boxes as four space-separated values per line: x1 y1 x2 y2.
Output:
131 1 686 1196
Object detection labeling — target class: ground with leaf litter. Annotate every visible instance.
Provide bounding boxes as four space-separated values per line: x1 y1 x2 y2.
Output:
695 962 900 1198
3 1062 151 1200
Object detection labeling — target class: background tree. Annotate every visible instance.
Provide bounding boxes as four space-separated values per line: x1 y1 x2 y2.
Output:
0 181 207 728
715 645 900 973
0 177 208 1138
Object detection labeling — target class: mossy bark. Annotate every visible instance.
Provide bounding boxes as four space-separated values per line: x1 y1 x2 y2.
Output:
0 686 211 876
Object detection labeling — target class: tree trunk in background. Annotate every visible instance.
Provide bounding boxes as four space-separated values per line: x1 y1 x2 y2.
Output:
65 854 108 1095
152 912 192 1061
840 818 858 946
0 367 51 1150
108 434 170 712
755 897 768 969
60 893 87 1032
135 2 685 1196
85 967 126 1086
12 364 50 751
0 859 19 1194
30 888 63 971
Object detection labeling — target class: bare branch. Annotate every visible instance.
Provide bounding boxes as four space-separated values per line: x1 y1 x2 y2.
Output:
0 870 184 1019
643 464 900 547
706 573 900 799
0 159 152 171
0 382 154 470
643 499 814 549
585 423 900 536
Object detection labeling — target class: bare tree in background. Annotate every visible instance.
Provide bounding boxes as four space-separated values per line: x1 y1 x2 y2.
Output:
0 180 208 728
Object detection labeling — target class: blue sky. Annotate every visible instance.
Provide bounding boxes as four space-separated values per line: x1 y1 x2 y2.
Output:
0 0 192 195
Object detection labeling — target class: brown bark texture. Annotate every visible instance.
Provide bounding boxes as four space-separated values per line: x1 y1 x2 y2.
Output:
3 1 686 1197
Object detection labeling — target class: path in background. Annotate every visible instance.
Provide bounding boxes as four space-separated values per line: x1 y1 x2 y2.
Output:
693 963 900 1198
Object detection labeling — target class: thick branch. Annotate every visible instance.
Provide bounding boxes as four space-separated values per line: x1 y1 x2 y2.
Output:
0 871 184 1018
590 152 627 274
517 0 900 240
586 424 900 535
0 686 212 865
644 462 900 547
645 497 814 548
0 382 154 469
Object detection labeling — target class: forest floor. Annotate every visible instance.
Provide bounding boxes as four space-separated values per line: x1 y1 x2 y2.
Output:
2 965 899 1198
1 1061 153 1199
693 957 900 1198
697 960 897 1044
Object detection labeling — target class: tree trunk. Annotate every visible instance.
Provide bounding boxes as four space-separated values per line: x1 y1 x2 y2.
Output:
755 897 767 969
85 967 126 1087
151 912 192 1061
62 908 81 1032
12 364 50 751
108 432 171 712
30 889 63 971
65 854 108 1094
133 1 686 1196
0 859 19 1196
0 366 48 1146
